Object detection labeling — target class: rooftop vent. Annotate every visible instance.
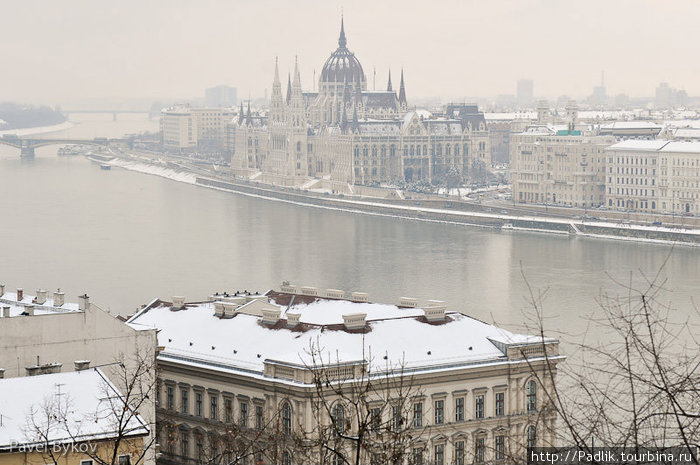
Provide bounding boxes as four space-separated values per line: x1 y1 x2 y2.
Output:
261 307 281 325
424 303 447 322
286 312 301 327
325 289 345 299
78 294 89 311
171 296 185 310
53 289 65 307
24 304 35 316
2 306 10 318
343 313 367 330
300 286 319 297
350 292 369 303
399 297 419 308
16 288 24 302
35 289 47 305
280 282 297 294
74 360 90 371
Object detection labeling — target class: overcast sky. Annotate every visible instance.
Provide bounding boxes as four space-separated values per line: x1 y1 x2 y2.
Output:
2 0 699 105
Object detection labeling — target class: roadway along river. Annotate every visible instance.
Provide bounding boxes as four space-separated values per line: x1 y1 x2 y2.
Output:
0 113 697 344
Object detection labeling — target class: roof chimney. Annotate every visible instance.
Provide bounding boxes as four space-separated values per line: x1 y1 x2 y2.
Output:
25 304 35 316
40 362 62 374
343 313 367 330
16 288 23 302
300 286 319 297
171 296 185 310
261 307 281 325
0 284 5 297
280 282 297 294
286 312 301 327
78 294 89 311
25 365 41 376
74 360 91 371
0 368 4 379
35 289 47 305
53 289 65 307
2 307 10 318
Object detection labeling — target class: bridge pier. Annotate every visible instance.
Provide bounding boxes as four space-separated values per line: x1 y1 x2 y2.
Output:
20 146 35 158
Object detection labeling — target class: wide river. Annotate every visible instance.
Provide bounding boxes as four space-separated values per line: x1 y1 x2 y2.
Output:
1 113 697 344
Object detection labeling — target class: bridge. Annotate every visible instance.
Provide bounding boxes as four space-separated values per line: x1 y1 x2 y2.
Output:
0 136 132 158
61 109 153 121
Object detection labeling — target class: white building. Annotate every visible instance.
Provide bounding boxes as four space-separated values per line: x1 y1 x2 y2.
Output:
0 284 158 464
605 140 700 215
510 125 615 207
127 285 563 465
160 105 235 151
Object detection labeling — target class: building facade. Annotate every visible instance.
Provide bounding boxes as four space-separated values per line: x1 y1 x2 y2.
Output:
0 285 158 464
128 284 563 465
510 125 615 207
605 140 700 215
230 19 491 187
161 105 235 151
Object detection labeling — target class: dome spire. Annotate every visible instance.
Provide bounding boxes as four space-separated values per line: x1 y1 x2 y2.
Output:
338 14 347 48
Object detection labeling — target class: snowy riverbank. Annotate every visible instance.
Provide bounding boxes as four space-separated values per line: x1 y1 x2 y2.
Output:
0 120 74 137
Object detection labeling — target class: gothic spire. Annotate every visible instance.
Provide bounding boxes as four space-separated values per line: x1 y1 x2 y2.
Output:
286 72 292 104
246 100 252 125
273 56 280 86
387 70 393 92
398 69 407 106
338 14 347 48
293 56 301 89
238 102 244 124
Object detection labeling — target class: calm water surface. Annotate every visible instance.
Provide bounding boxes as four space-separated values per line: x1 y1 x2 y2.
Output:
0 114 697 343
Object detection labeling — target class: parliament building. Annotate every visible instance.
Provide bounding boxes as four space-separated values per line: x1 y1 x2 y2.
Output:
230 19 491 187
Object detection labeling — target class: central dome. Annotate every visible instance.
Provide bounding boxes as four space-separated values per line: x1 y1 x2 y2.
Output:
320 18 366 86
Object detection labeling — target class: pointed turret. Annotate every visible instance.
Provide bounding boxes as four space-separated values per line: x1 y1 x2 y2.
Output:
245 101 252 125
338 15 347 48
270 57 284 123
286 73 292 104
351 103 359 131
398 69 407 106
273 56 281 86
238 102 244 125
387 70 393 92
292 56 302 91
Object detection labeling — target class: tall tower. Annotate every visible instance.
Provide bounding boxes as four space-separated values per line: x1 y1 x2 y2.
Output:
398 69 407 108
270 57 284 124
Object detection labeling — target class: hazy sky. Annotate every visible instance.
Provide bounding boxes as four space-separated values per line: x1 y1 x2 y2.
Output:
2 0 699 105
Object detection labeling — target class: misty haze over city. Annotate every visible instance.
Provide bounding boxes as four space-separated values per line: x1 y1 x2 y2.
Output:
0 2 698 465
2 0 700 104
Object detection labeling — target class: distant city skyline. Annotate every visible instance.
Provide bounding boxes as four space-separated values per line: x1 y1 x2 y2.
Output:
1 0 699 105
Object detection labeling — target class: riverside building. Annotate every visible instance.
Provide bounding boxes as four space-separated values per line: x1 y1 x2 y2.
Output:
127 284 563 465
229 18 491 188
161 105 235 151
605 140 700 215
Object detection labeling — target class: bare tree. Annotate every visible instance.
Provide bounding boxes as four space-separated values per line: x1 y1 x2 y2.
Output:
519 262 700 464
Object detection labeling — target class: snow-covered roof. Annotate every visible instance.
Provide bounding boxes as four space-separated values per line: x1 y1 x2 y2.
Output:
126 293 554 377
0 369 149 450
605 140 670 152
0 291 80 318
660 141 700 153
600 121 662 130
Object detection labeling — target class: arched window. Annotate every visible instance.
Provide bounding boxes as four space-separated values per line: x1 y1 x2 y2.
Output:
332 403 345 435
526 380 537 412
446 144 451 156
372 145 378 157
410 145 415 156
416 145 421 156
296 141 301 152
354 146 360 157
282 402 292 436
437 144 442 156
527 425 537 448
455 144 460 156
282 450 292 465
381 145 387 156
390 145 396 157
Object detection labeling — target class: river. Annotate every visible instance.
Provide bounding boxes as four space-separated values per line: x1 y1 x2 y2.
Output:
0 113 697 343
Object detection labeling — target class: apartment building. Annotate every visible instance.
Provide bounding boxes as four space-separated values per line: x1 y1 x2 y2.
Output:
127 285 563 465
0 284 158 464
510 126 615 207
160 105 235 151
605 140 700 215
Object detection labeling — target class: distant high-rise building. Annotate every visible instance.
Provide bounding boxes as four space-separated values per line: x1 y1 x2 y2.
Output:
517 79 534 107
655 82 688 109
205 85 237 107
588 72 608 106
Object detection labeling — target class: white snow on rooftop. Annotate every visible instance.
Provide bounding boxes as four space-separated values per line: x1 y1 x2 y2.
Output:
606 140 670 151
127 298 551 376
0 369 149 449
0 291 80 318
660 141 700 153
